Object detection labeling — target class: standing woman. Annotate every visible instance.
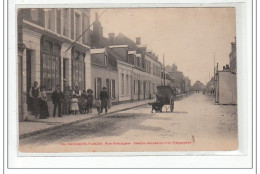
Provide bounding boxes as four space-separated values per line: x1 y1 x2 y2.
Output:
39 86 49 119
29 81 40 118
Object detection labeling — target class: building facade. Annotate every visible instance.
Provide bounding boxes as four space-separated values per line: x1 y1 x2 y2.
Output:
90 48 118 103
18 8 92 120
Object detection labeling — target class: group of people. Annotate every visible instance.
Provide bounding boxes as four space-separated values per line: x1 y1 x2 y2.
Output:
28 81 110 119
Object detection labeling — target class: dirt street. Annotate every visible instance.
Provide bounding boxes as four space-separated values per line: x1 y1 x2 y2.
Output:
19 93 238 152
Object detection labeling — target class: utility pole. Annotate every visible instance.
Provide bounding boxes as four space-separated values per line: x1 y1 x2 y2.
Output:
163 54 165 86
214 52 215 75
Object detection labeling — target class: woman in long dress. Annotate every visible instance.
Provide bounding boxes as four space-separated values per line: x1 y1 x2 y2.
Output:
39 86 49 119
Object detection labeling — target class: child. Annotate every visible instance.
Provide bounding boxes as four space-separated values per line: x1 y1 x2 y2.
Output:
70 94 79 115
86 89 94 114
39 86 49 119
94 99 101 115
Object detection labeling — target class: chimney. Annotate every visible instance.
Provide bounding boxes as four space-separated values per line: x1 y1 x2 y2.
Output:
226 64 230 69
95 13 98 21
136 37 141 45
108 33 115 45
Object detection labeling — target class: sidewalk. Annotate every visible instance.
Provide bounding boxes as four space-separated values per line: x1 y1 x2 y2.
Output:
19 99 155 139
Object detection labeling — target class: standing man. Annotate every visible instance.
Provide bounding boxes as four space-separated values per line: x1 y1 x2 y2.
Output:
52 85 64 117
29 81 40 118
100 87 109 114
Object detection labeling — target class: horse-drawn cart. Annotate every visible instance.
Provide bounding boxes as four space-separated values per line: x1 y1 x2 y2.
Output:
149 86 175 113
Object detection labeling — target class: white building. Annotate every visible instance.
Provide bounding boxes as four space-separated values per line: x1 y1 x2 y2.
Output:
18 8 92 120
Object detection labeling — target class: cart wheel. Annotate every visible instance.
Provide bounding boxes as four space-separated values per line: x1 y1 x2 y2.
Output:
170 105 174 112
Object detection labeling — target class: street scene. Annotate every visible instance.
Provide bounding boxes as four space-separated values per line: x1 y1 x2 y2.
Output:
20 93 237 152
17 8 237 152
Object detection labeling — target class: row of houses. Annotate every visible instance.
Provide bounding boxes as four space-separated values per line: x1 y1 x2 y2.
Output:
17 8 172 121
165 64 191 94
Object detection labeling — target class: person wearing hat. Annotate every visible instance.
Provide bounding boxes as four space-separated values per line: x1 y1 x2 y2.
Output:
52 85 64 117
99 86 109 114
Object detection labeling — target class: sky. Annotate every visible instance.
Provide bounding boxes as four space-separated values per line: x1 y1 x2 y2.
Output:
90 8 236 85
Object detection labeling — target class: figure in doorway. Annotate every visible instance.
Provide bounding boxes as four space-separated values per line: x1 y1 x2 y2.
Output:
29 81 40 118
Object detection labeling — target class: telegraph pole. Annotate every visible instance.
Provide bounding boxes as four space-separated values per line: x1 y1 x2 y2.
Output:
163 55 165 86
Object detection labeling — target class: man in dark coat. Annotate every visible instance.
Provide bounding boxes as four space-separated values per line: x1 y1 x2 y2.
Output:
52 85 64 117
100 87 109 114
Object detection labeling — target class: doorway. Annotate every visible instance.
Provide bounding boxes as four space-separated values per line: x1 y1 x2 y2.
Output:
26 50 32 111
143 81 146 99
63 58 69 87
138 80 140 100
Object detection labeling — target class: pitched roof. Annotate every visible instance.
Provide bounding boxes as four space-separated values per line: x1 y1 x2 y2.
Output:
115 33 137 51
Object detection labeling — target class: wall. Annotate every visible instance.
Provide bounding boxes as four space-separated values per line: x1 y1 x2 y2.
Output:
218 71 237 104
118 61 134 102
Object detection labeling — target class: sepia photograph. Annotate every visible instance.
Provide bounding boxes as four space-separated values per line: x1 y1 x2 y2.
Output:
17 7 238 153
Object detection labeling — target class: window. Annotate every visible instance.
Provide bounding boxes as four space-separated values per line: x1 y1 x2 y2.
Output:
128 54 134 65
46 9 55 31
94 77 102 99
56 9 61 34
75 13 81 40
72 49 85 90
126 74 129 95
135 80 138 94
106 79 110 97
137 57 140 67
133 79 136 95
31 9 38 22
140 81 143 94
62 9 70 37
82 13 90 45
110 79 116 99
121 73 124 95
91 53 106 67
104 55 108 66
41 39 61 91
107 52 117 69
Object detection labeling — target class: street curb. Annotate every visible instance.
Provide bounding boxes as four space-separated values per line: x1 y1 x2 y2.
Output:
19 102 149 139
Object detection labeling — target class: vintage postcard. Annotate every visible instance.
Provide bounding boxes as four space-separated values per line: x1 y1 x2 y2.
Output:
17 7 238 153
